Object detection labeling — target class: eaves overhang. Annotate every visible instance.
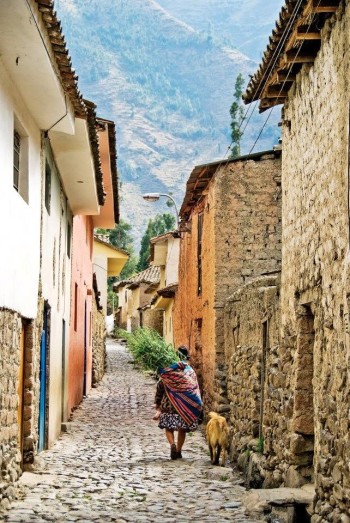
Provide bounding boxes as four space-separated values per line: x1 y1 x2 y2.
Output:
180 149 280 221
93 237 129 277
49 118 99 215
0 0 75 133
243 0 342 112
93 118 119 228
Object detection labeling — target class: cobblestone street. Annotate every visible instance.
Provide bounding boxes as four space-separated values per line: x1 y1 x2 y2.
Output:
3 339 261 523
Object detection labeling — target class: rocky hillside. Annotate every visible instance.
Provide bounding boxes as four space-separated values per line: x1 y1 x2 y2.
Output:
56 0 281 246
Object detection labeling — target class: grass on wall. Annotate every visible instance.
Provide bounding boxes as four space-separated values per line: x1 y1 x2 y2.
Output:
115 327 179 372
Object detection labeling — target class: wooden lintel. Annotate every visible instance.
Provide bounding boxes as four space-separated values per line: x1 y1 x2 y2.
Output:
312 6 338 12
295 32 321 40
260 97 285 110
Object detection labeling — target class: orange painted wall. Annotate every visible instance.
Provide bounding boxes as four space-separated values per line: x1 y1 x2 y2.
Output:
174 155 282 409
173 193 217 406
68 215 94 414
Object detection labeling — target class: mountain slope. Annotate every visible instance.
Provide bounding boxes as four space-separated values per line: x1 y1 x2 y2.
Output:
56 0 281 245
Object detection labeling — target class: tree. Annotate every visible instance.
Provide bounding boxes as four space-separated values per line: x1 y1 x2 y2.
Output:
137 213 176 272
229 73 245 158
96 220 137 282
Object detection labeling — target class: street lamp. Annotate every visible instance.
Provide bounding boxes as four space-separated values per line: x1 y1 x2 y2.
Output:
142 192 180 229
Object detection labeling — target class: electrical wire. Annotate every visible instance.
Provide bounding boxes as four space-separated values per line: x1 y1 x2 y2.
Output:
175 1 307 196
248 0 324 155
239 0 305 138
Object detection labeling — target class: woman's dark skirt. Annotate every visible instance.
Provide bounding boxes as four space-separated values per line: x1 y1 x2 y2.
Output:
158 412 198 432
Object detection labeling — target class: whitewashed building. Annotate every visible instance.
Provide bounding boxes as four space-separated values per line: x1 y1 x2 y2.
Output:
0 0 118 507
150 232 180 346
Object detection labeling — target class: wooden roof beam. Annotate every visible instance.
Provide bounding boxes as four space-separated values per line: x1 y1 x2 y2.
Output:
265 86 290 98
296 25 321 40
259 97 285 112
304 0 339 15
276 70 297 82
284 49 316 64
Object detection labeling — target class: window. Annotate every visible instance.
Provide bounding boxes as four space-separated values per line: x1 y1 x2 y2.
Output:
45 160 51 213
13 118 29 202
197 213 203 295
13 131 20 190
67 222 71 259
74 283 78 332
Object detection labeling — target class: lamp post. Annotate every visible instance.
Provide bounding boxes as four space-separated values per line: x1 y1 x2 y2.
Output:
142 192 180 229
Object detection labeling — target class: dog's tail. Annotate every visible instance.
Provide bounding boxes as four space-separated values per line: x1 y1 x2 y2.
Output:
208 411 221 419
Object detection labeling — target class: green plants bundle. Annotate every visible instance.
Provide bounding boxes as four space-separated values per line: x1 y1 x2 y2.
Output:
125 327 179 371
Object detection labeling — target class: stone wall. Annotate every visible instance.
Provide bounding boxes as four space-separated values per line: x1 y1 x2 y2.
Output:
91 299 106 388
142 309 163 336
0 304 41 510
225 276 283 488
0 309 23 510
281 4 350 519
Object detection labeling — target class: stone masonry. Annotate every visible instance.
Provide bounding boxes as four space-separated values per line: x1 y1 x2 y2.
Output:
0 309 23 510
279 4 350 520
0 298 43 510
224 276 292 490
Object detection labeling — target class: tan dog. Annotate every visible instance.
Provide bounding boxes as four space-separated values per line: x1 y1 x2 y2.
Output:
206 412 229 466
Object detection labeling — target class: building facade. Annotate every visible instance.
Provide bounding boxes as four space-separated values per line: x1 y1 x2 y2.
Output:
243 0 350 518
173 152 282 408
114 266 163 334
150 232 180 346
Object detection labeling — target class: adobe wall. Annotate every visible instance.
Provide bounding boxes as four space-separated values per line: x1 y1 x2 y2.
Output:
173 195 217 407
281 5 350 519
175 154 282 411
214 154 282 412
142 309 163 337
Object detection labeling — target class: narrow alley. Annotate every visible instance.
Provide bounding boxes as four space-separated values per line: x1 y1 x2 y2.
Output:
3 339 260 523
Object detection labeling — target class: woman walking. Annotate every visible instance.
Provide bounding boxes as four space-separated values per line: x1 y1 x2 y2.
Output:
153 347 203 460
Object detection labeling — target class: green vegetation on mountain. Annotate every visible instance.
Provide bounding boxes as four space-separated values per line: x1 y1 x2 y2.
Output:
229 73 245 159
56 0 281 245
137 213 176 272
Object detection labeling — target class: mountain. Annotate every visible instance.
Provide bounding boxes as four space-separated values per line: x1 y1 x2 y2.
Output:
155 0 282 61
55 0 281 247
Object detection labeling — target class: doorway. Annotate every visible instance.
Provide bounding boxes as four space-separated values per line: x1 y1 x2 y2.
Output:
38 303 50 452
83 300 87 397
17 321 26 466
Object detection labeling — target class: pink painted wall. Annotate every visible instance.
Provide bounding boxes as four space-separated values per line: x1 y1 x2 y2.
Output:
68 215 94 414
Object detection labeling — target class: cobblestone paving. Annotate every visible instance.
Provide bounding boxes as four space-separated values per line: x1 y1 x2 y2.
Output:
3 340 262 523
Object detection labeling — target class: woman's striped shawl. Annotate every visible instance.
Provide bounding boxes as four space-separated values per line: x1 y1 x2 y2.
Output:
159 362 203 425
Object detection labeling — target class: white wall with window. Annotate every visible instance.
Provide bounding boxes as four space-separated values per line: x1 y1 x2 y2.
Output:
41 141 73 447
0 58 41 318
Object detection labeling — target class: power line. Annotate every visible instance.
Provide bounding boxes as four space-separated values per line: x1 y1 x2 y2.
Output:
248 0 324 155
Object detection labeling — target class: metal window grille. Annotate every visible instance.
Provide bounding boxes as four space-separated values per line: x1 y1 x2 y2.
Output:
45 160 51 213
13 131 20 191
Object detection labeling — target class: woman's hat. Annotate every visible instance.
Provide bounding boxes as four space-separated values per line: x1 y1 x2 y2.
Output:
178 346 189 360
